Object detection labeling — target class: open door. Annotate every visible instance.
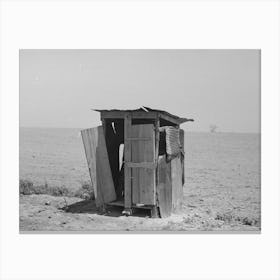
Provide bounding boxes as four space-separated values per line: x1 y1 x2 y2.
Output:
81 126 116 207
129 124 156 206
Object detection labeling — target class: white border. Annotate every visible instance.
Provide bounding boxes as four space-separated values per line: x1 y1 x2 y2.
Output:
1 0 279 279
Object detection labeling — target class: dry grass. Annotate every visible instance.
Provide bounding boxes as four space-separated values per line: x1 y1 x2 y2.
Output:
215 211 260 226
19 179 94 200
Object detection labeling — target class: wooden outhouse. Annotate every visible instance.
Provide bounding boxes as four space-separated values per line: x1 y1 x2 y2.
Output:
81 107 193 218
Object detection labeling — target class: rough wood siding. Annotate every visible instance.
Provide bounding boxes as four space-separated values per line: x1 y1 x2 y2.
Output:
124 114 132 209
81 126 116 207
131 124 156 205
171 156 183 212
157 155 172 218
179 129 185 186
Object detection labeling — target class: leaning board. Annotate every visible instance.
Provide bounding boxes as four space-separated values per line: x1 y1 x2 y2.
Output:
81 126 116 207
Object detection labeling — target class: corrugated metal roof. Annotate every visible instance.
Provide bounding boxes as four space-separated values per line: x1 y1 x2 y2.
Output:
165 126 181 156
93 106 194 124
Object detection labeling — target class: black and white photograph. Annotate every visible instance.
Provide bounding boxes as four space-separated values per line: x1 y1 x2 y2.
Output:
19 49 261 232
1 0 280 279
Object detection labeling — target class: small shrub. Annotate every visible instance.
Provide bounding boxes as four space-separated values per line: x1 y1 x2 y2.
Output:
74 181 94 200
48 185 70 197
33 183 49 195
19 180 70 197
19 179 35 195
237 216 260 226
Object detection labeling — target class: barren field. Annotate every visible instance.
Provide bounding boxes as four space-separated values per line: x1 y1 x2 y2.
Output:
19 128 261 232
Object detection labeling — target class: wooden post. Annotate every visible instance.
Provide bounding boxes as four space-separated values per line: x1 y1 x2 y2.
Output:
153 114 160 217
155 115 160 186
123 113 132 215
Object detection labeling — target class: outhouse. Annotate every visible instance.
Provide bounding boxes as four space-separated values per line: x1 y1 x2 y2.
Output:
81 107 193 218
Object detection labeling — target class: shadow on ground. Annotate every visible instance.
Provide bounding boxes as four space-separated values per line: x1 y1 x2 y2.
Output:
63 199 151 218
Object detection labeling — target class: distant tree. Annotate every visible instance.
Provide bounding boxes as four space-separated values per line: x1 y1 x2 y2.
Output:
210 124 218 133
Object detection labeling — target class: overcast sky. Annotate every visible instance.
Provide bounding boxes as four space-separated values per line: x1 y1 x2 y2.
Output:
20 49 260 133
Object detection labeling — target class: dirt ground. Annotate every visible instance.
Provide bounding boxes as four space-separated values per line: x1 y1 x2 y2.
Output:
19 191 260 232
19 129 261 232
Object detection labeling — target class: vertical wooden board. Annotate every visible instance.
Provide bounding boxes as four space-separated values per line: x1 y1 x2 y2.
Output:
157 156 172 218
179 129 185 186
171 156 183 212
81 128 98 204
154 117 160 210
131 124 155 205
131 126 141 204
81 126 116 207
96 126 116 203
124 114 132 209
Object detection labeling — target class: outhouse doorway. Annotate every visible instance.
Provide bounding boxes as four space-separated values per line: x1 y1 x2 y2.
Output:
103 120 157 207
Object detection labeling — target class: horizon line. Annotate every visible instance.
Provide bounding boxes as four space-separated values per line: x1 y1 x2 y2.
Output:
19 126 261 134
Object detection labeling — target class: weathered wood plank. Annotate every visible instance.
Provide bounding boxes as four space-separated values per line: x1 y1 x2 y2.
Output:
131 124 156 205
159 112 181 125
179 129 185 186
81 126 116 207
124 113 132 209
131 111 157 119
154 116 160 218
171 156 183 213
126 162 156 169
81 128 98 202
101 111 157 120
101 111 126 119
158 155 172 218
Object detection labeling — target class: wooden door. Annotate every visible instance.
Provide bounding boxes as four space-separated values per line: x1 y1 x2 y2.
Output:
81 126 116 207
129 124 156 205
